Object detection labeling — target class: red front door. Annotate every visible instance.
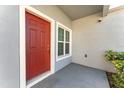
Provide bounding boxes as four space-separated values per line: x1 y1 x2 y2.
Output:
26 12 50 80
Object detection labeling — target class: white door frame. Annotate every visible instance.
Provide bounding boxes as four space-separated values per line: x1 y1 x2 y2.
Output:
19 6 55 88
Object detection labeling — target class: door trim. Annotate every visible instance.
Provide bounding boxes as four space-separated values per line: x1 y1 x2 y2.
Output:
19 6 55 88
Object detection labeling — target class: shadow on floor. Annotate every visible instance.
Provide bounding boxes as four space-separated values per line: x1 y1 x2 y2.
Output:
32 63 110 88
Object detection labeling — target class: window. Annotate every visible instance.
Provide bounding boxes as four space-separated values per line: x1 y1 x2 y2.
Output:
57 22 72 60
58 42 64 56
58 27 64 56
58 27 64 41
65 30 70 54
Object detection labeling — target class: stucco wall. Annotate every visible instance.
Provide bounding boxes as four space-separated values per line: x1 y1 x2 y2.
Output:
0 5 20 88
72 9 124 72
31 5 72 29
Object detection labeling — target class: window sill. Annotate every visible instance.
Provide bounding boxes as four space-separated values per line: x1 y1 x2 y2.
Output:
57 54 72 61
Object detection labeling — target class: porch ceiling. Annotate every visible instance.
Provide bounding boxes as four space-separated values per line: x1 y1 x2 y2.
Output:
58 5 104 20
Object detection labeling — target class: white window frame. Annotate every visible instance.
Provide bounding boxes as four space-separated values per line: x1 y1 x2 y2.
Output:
56 22 72 61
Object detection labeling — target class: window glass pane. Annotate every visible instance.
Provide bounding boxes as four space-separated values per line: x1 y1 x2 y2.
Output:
66 31 70 42
58 42 64 56
58 27 64 41
65 43 69 54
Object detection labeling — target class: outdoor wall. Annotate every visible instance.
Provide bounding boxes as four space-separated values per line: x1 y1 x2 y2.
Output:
31 5 72 29
0 5 20 88
72 9 124 72
55 57 72 72
31 5 72 72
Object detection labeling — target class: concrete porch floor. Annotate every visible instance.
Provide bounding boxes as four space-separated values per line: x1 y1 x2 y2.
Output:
32 63 110 88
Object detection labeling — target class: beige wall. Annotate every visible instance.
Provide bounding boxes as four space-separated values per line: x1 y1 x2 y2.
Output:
72 9 124 72
31 5 72 29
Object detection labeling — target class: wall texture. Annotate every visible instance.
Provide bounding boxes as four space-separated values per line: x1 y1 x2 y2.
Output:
0 5 20 88
72 9 124 72
55 57 72 72
31 5 72 29
31 5 72 72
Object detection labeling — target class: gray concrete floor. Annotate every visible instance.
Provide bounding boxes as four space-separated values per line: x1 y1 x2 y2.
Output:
32 63 110 88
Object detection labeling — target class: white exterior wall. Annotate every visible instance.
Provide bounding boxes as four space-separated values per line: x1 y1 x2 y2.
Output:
72 9 124 72
0 5 20 88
